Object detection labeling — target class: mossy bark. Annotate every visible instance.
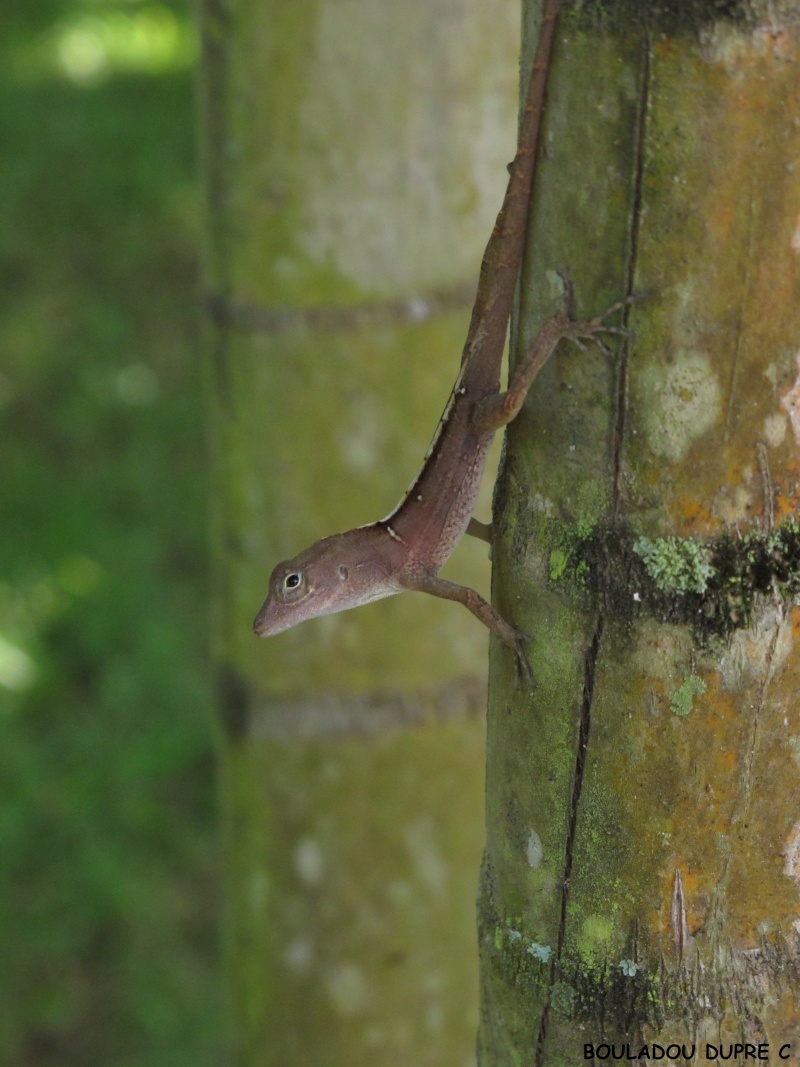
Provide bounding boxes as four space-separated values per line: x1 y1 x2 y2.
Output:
479 3 800 1062
197 0 522 1063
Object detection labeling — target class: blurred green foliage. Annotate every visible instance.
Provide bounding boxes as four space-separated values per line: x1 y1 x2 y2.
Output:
0 1 222 1063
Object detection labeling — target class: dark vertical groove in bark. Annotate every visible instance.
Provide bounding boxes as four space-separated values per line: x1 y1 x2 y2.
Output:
611 25 650 521
535 29 651 1062
559 616 605 952
534 616 605 1067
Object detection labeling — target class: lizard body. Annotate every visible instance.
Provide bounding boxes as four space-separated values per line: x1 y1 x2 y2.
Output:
253 0 619 679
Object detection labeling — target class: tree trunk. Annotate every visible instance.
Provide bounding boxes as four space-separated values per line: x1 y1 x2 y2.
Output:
479 2 800 1061
196 0 520 1063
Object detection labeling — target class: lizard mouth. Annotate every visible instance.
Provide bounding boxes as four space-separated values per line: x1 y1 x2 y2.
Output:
253 602 294 637
252 605 271 636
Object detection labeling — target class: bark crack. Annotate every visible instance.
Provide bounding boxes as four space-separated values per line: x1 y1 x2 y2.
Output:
611 22 650 521
535 28 651 1063
739 601 784 820
534 616 604 1066
671 867 690 962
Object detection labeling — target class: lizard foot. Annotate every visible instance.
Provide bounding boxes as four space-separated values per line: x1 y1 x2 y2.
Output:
556 274 639 355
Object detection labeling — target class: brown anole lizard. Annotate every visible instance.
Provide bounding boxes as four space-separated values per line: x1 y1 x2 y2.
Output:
253 0 619 682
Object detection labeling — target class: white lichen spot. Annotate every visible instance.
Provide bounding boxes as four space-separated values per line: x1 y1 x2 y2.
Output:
529 492 555 516
701 22 753 72
526 829 543 869
293 837 325 886
325 962 370 1016
784 821 800 884
527 942 552 963
640 350 721 463
283 938 314 974
781 351 800 444
764 361 780 387
404 818 448 898
619 959 639 977
792 213 800 255
545 268 567 300
763 412 788 448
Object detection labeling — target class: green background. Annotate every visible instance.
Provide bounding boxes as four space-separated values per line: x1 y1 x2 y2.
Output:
0 2 222 1063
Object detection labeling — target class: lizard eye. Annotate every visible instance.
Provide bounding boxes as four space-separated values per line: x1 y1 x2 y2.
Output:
284 572 302 590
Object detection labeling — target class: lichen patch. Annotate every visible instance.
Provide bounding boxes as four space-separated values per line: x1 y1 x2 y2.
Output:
763 412 788 448
669 674 707 716
640 350 722 464
701 23 751 72
526 829 543 869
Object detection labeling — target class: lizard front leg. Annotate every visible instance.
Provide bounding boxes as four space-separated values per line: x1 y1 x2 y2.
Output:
399 571 532 688
471 301 627 434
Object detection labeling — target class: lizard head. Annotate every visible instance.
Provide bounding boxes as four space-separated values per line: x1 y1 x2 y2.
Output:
253 531 398 637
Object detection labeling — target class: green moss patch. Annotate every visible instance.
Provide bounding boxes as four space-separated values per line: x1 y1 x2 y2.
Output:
546 517 800 642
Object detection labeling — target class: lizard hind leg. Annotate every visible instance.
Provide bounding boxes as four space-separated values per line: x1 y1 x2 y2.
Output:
401 571 533 689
